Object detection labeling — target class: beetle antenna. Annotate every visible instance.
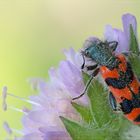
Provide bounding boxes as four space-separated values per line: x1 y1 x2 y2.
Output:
72 68 99 100
72 75 94 100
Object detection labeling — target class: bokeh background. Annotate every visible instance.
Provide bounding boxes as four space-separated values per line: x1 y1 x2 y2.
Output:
0 0 140 139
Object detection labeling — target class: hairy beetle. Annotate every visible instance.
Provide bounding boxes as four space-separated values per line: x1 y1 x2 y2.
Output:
73 38 140 124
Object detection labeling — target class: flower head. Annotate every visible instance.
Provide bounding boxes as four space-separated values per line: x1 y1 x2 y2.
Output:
20 50 87 139
3 13 139 140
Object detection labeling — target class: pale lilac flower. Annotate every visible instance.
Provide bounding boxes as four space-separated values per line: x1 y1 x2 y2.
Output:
3 13 138 140
122 13 137 41
2 48 87 140
19 49 87 140
104 13 137 53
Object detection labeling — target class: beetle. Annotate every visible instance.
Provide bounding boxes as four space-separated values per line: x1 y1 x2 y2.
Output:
72 38 140 124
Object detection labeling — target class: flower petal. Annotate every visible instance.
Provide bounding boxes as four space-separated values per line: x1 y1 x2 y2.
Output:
28 110 61 127
122 13 137 41
21 133 43 140
44 131 71 140
64 48 83 69
104 25 129 53
59 60 84 96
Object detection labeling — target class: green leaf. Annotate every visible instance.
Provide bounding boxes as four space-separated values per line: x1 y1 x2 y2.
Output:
71 102 93 123
128 24 140 78
60 116 93 140
60 116 127 140
129 24 139 55
129 55 140 77
87 79 112 127
82 72 90 84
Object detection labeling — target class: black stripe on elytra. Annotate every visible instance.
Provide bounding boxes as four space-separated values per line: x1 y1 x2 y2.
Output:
134 114 140 122
120 99 133 114
120 94 140 115
105 62 134 89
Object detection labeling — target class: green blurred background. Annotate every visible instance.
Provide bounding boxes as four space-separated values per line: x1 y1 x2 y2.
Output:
0 0 140 139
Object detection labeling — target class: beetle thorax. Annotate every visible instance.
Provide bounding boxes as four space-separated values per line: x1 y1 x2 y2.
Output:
85 43 118 69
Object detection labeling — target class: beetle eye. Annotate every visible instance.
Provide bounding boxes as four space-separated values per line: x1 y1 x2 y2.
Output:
85 51 90 57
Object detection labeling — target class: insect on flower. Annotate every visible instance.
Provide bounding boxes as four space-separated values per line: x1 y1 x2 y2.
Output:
72 38 140 125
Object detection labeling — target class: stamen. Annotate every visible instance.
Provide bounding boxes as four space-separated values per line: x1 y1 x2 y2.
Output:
3 121 12 135
3 121 23 139
2 100 7 111
8 106 28 115
2 86 7 101
22 106 30 113
2 86 41 107
7 93 41 106
28 78 43 90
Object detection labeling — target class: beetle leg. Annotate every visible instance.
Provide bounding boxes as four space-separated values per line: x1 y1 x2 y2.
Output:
81 52 98 71
108 41 118 52
101 41 118 52
86 64 98 71
81 53 86 69
72 68 100 100
109 92 117 111
109 92 121 112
